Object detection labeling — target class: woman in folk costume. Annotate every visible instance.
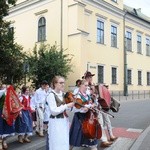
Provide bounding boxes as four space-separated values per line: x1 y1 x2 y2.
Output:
46 76 74 150
0 85 22 150
0 85 14 149
15 86 33 143
70 79 98 150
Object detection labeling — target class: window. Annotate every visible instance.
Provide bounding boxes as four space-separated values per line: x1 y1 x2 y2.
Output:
137 35 142 54
38 17 46 42
8 26 14 43
127 69 132 84
138 71 142 85
147 72 150 85
126 31 132 51
8 26 14 34
111 25 117 47
98 65 104 83
112 0 117 2
146 38 150 56
97 20 104 44
112 67 117 84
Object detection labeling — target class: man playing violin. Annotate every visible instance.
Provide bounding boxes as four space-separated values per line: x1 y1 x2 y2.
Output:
82 71 114 148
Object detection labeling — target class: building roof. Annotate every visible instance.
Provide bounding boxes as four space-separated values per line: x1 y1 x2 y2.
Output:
124 4 150 23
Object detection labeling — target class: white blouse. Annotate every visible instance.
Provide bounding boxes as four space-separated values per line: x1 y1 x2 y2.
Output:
47 90 68 116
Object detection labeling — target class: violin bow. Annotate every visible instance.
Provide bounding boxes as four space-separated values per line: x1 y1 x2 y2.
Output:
93 107 114 118
73 92 114 118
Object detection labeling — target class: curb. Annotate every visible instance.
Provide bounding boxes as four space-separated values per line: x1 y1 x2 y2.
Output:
130 125 150 150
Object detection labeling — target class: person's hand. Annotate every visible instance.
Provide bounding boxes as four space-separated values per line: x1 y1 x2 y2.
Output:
89 100 93 104
92 94 97 100
39 106 44 111
19 111 22 117
91 103 96 108
67 102 74 108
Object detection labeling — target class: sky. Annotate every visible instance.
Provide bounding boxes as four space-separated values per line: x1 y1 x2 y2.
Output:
124 0 150 17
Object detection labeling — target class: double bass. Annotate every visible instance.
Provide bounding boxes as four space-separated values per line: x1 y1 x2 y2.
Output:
95 85 120 112
95 84 111 111
64 92 102 139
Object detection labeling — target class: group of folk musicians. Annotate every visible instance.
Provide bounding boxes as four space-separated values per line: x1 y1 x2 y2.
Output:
0 71 119 150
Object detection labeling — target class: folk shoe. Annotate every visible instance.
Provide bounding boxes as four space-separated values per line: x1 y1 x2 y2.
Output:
2 140 8 149
35 131 40 135
24 137 31 143
38 133 44 137
18 135 24 144
0 140 3 150
100 141 113 148
110 136 118 141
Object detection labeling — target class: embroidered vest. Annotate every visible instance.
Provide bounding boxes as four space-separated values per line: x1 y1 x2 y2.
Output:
79 93 91 102
50 92 66 118
22 95 31 110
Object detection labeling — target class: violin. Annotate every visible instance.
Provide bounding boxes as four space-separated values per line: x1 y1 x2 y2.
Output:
64 92 88 109
64 91 102 139
64 91 114 117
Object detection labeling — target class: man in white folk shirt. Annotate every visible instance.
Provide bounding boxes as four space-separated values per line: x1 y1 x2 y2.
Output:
34 80 48 137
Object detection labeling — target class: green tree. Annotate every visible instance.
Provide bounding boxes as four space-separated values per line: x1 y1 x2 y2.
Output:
0 0 26 85
28 44 73 88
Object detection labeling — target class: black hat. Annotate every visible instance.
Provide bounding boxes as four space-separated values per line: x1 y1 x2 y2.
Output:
75 79 81 86
41 80 48 85
104 84 109 88
82 71 95 79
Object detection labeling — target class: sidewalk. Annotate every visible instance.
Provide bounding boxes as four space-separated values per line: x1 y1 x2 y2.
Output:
6 125 150 150
7 131 46 150
130 125 150 150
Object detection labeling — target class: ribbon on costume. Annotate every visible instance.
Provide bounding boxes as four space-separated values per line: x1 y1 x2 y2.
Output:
2 85 23 126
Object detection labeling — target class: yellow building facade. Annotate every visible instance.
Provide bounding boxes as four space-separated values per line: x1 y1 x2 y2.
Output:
5 0 150 94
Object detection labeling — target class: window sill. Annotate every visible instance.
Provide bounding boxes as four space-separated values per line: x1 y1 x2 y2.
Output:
96 42 106 46
36 40 47 43
111 46 119 49
137 52 143 55
127 50 133 53
111 83 118 85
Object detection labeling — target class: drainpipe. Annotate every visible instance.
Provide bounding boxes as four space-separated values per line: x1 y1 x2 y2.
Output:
123 11 128 96
60 0 63 51
87 62 90 71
